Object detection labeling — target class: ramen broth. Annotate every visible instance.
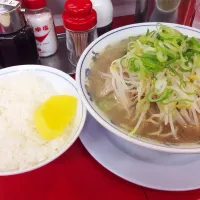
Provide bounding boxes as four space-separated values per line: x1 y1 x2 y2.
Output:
87 39 200 145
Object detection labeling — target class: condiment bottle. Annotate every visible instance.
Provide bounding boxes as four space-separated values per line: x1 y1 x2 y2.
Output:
0 1 38 67
24 0 58 57
91 0 113 36
62 0 97 66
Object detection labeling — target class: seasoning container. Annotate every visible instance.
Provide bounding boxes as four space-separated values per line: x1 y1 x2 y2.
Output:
0 1 38 67
91 0 113 36
62 0 97 66
135 0 193 24
23 0 58 57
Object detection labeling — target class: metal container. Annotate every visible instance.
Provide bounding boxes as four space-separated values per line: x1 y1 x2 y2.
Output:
0 2 39 67
0 3 25 34
135 0 194 24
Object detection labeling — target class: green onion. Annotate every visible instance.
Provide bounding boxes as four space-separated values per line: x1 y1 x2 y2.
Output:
183 50 195 60
157 24 183 40
187 37 200 49
146 29 150 36
164 57 180 67
139 64 146 80
163 41 178 53
141 56 164 73
180 62 193 72
142 52 157 60
113 24 200 110
138 35 154 45
193 54 200 67
154 40 176 58
156 51 168 62
146 89 173 102
120 56 127 68
128 58 143 72
179 81 196 95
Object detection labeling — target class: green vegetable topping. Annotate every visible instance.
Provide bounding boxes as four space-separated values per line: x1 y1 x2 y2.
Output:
109 23 200 135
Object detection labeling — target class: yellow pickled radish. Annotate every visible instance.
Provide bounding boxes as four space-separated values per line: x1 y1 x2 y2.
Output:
34 95 77 140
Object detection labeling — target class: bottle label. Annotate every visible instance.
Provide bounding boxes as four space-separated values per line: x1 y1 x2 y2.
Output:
25 13 58 57
0 0 19 7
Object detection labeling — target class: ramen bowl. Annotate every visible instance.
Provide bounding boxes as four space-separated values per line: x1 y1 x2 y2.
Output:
76 22 200 154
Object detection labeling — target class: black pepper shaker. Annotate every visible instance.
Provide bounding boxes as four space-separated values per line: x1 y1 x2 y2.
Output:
91 0 113 37
0 2 39 67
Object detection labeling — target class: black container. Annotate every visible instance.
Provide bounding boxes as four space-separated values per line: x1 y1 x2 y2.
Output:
97 22 112 37
0 2 38 67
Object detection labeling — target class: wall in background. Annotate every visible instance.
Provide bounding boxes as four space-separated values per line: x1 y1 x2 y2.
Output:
47 0 136 26
112 0 135 17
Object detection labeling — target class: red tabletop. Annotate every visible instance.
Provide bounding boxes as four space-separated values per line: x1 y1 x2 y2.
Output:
1 139 200 200
1 2 199 200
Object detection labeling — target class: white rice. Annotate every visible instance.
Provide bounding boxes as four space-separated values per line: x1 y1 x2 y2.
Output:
0 72 73 172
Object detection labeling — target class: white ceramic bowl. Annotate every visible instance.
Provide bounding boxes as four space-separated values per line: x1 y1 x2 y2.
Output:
0 65 86 176
76 22 200 154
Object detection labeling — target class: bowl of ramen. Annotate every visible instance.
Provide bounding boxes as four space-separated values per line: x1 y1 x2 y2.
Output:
76 22 200 153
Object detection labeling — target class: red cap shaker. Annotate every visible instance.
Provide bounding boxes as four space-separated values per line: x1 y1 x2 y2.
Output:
62 0 97 31
62 0 97 66
23 0 46 10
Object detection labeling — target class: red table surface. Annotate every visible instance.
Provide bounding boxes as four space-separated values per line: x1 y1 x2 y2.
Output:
1 2 199 200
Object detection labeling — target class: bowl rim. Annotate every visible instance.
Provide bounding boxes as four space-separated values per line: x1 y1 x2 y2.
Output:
76 22 200 154
0 65 87 176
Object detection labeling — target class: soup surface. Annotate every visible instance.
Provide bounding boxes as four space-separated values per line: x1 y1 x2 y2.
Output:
87 38 200 146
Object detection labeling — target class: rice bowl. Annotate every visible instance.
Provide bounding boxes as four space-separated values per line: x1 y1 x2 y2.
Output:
0 65 86 176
